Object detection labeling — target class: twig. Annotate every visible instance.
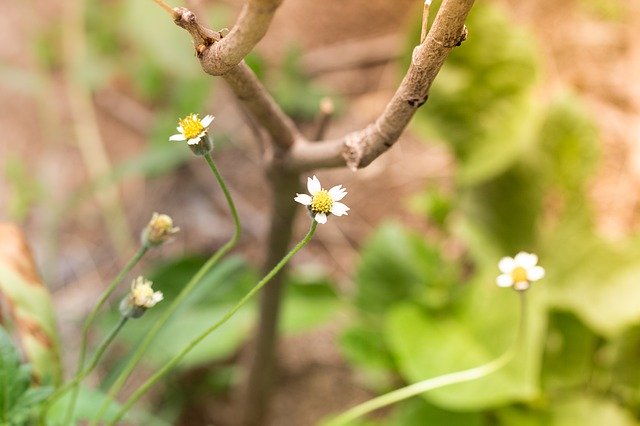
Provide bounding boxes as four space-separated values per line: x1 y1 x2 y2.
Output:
288 0 474 171
222 63 302 150
173 0 284 76
421 0 433 44
313 97 335 140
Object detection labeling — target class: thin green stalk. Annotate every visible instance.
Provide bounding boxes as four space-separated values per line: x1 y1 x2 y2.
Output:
108 220 318 425
61 245 148 424
40 316 129 425
326 291 528 426
91 153 241 425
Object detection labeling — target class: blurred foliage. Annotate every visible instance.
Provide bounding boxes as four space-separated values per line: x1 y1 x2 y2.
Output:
0 327 52 426
0 257 62 385
98 257 341 392
3 155 44 222
340 0 640 424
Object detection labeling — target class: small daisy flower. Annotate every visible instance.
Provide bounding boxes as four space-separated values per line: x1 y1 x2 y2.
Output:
496 252 545 291
141 212 179 247
169 113 214 155
120 277 163 318
169 114 214 145
294 175 349 224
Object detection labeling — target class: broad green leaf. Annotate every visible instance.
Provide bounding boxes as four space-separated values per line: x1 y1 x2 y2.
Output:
281 275 343 333
459 162 544 254
539 95 599 195
355 223 460 316
102 257 257 369
390 399 483 426
541 311 598 391
46 385 170 426
610 325 640 392
0 326 52 425
549 396 638 426
384 274 546 410
544 234 640 336
0 225 62 385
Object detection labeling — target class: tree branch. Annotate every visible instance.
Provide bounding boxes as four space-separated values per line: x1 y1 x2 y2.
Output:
287 0 474 171
173 0 284 76
222 63 302 150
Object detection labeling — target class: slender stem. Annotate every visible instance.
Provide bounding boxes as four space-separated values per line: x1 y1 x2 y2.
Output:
326 291 528 426
91 154 241 425
40 316 129 425
62 245 148 424
108 220 318 425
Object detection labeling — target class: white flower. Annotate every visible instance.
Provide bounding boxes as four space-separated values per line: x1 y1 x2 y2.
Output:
130 276 163 308
496 252 545 291
294 175 349 224
169 114 214 146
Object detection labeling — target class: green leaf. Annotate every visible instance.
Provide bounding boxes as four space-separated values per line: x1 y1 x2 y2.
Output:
541 311 598 391
46 385 171 426
544 234 640 336
459 162 544 254
0 326 52 425
548 396 639 426
539 95 599 195
101 257 257 370
281 274 343 333
384 275 546 410
355 223 460 316
390 399 483 426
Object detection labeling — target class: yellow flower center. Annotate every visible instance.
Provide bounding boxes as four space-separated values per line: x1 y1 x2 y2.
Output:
511 266 528 283
311 190 333 214
179 114 205 140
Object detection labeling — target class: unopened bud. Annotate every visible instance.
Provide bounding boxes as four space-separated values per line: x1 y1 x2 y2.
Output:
141 213 179 247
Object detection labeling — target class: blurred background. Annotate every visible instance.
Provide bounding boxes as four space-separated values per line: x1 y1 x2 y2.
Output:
2 0 640 424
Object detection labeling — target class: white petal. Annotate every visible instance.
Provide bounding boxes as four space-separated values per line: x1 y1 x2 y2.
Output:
169 134 186 141
498 257 515 274
308 175 322 195
515 252 537 268
187 137 202 145
294 194 312 206
331 202 350 216
328 185 347 201
514 281 530 291
496 274 514 287
527 266 545 281
201 115 215 127
314 212 327 224
177 126 183 133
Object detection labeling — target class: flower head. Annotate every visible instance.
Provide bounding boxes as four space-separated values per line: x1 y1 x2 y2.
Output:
120 277 163 318
496 252 545 291
294 175 349 224
141 212 179 247
169 113 214 155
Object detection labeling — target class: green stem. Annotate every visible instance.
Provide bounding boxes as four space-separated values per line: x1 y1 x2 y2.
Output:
325 291 528 426
40 316 129 425
61 245 147 424
108 220 318 425
91 153 241 425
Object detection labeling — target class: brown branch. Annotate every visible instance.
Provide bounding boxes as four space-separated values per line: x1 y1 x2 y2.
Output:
173 0 284 76
222 63 302 150
287 0 474 171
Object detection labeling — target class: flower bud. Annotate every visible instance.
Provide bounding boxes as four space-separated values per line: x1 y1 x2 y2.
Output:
120 276 163 319
141 213 179 247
